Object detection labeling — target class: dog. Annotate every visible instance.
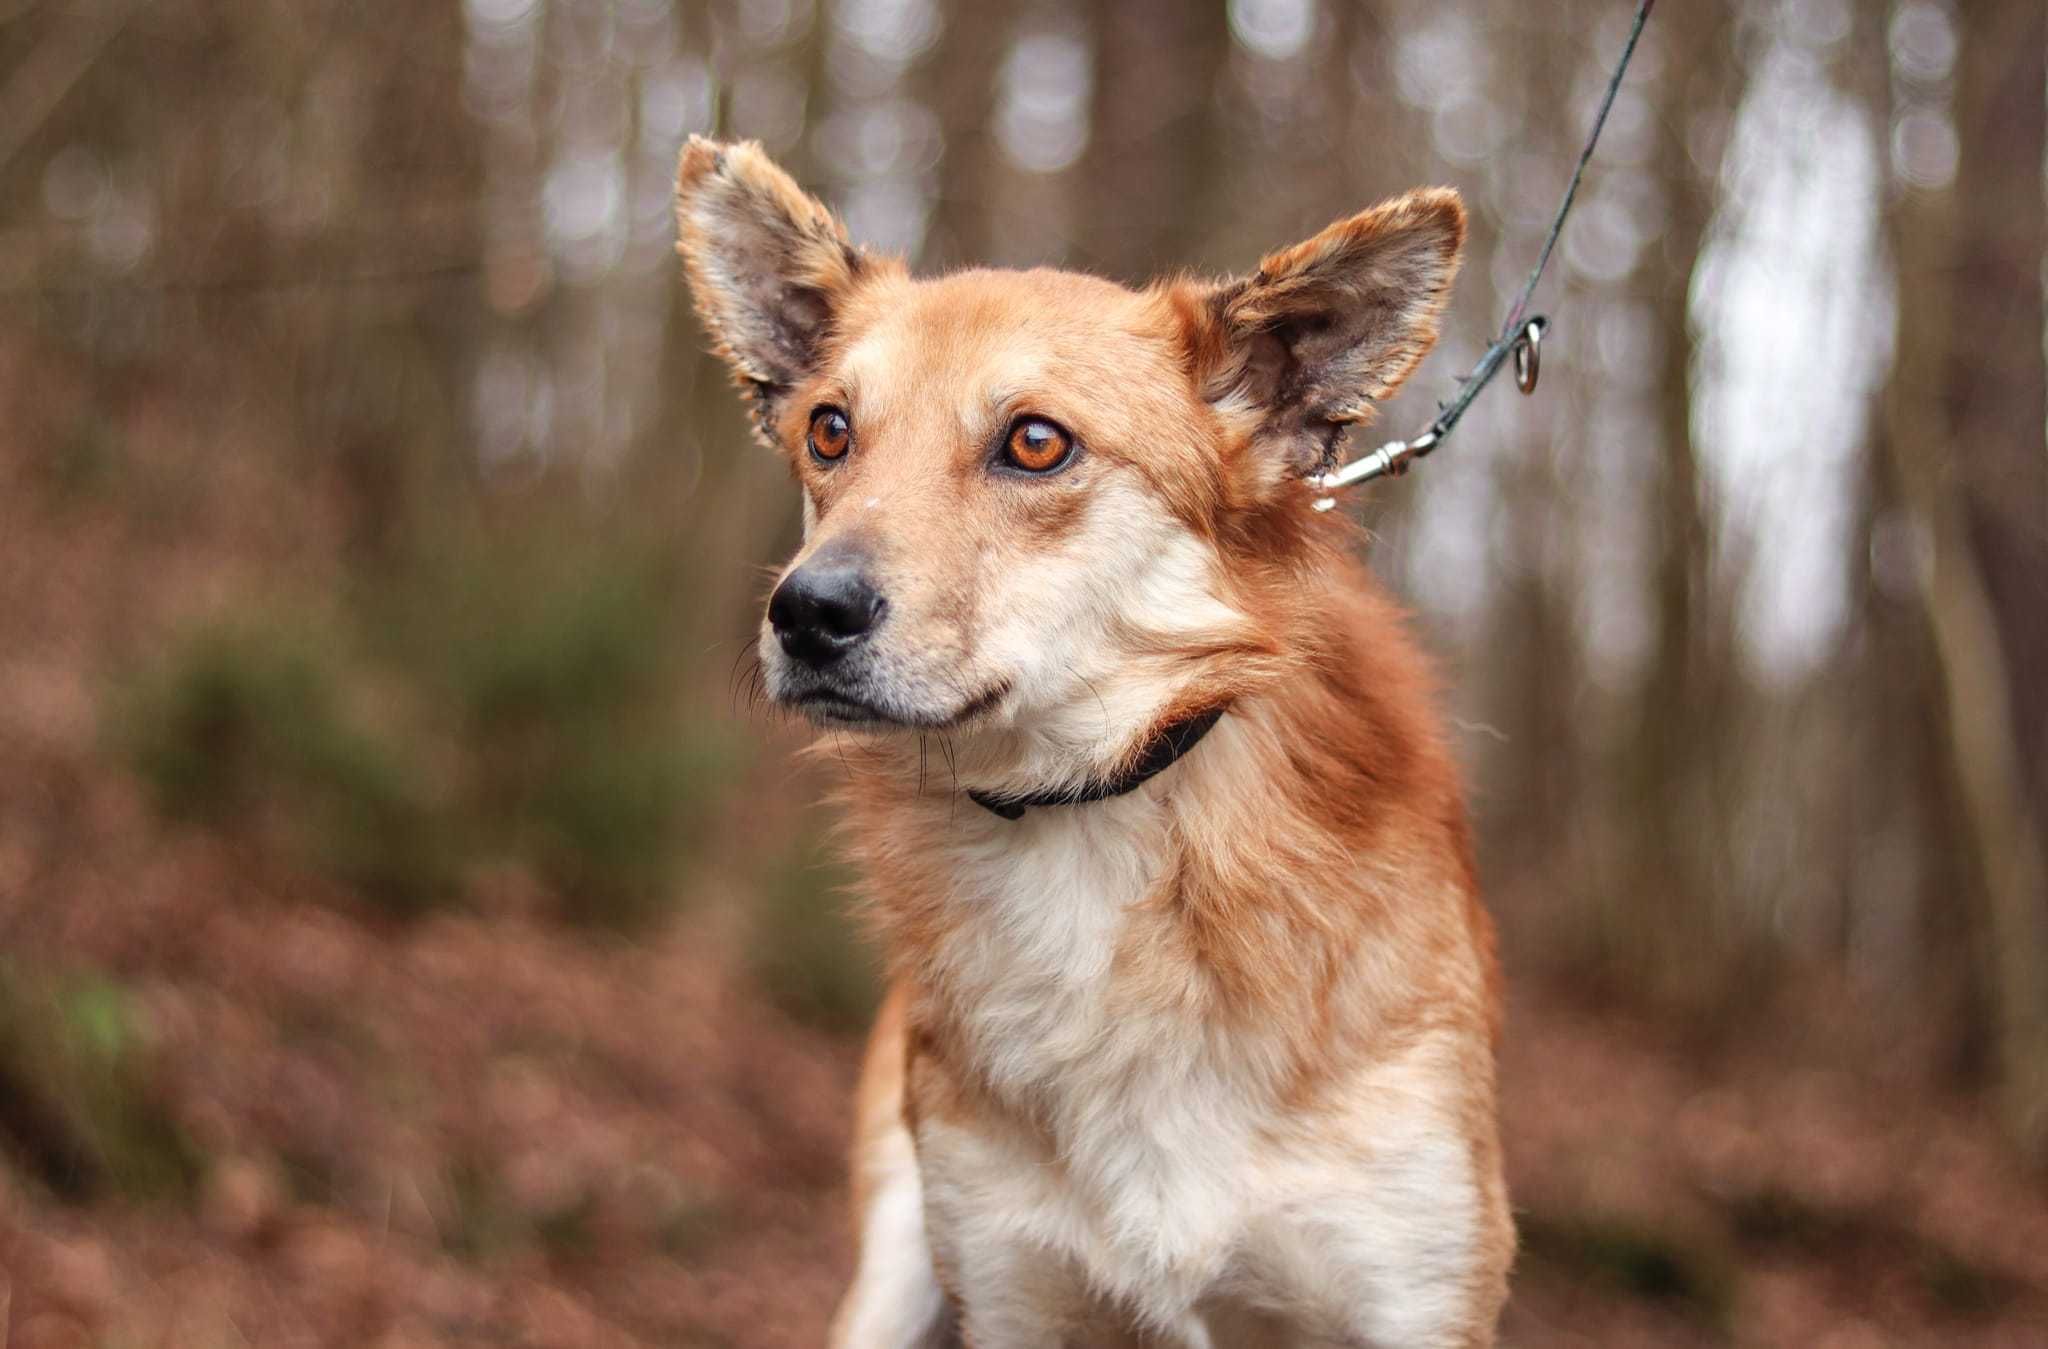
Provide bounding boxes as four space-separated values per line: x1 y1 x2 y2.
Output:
676 136 1511 1348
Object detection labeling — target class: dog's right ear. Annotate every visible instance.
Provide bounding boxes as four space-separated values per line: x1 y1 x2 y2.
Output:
1178 189 1465 488
675 137 876 439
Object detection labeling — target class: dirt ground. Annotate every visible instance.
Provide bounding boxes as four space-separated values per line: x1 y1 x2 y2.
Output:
4 783 2048 1348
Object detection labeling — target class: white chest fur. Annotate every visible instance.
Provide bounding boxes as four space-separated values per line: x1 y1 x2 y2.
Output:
918 791 1266 1323
908 782 1495 1347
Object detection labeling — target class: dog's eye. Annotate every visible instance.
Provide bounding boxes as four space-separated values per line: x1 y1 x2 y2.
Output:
1002 417 1073 474
807 408 851 463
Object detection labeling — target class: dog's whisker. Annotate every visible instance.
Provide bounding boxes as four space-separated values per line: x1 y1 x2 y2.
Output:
1078 672 1112 758
729 646 758 716
741 660 768 721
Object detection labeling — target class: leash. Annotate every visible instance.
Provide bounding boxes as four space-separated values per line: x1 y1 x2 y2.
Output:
971 3 1654 820
1310 0 1657 508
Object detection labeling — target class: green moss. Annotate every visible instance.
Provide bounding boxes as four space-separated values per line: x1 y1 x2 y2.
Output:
111 502 745 929
750 834 881 1035
42 410 124 503
657 1192 731 1261
1518 1209 1735 1327
1726 1186 1860 1252
112 621 453 916
396 535 736 928
1729 1186 2026 1322
532 1187 601 1262
0 963 201 1203
1921 1247 2024 1319
437 560 666 734
116 622 328 822
440 1155 607 1267
529 736 704 928
443 1156 517 1263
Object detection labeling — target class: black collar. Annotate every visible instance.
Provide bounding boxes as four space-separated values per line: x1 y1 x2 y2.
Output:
967 707 1227 821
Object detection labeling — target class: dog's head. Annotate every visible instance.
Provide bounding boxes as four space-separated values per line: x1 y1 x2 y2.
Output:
676 138 1462 791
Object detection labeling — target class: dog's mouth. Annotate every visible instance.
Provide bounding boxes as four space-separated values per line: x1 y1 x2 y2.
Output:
789 689 893 726
787 680 1009 731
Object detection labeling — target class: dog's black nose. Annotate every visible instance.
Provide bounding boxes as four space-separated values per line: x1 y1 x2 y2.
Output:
769 560 886 667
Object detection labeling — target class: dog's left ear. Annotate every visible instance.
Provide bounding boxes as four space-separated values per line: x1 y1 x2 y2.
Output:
675 136 877 438
1186 189 1466 480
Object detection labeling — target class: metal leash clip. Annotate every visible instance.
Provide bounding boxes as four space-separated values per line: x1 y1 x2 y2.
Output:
1310 428 1439 511
1512 315 1547 394
1308 313 1552 511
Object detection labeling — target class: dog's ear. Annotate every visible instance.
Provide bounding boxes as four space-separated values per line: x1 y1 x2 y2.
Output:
1187 189 1465 480
675 136 874 437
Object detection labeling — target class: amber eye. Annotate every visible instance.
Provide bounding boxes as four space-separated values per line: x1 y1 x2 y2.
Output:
807 408 851 463
1002 417 1074 474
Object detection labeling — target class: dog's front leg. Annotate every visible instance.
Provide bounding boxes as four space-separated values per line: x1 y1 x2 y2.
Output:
916 1124 1101 1346
959 1285 1216 1349
957 1256 1088 1347
830 1135 954 1347
935 1222 1218 1349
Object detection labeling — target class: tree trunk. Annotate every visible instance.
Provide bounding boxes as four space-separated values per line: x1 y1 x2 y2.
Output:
1940 1 2048 1158
1883 4 2048 1156
1612 0 1737 990
1081 0 1229 280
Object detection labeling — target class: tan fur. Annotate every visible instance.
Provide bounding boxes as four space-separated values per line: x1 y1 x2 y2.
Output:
677 136 1511 1347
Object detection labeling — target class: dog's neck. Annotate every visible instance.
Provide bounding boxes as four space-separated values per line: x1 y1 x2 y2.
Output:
839 563 1480 1089
964 704 1228 820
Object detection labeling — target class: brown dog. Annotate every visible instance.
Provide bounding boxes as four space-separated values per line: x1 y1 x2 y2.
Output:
676 136 1511 1348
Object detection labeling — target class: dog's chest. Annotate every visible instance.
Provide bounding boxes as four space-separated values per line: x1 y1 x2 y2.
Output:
897 798 1502 1343
918 803 1269 1309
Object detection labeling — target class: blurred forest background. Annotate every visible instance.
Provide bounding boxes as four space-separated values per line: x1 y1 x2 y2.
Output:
1 0 2046 1344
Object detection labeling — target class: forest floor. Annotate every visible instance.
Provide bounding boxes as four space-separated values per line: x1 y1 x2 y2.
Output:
4 787 2048 1348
